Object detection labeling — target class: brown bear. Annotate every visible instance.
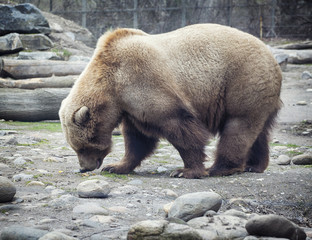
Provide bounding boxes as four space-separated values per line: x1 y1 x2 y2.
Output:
59 24 282 179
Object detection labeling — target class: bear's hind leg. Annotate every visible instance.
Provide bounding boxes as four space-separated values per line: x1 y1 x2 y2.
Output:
102 117 158 174
209 118 260 176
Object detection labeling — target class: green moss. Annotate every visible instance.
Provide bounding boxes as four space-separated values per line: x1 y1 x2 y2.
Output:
3 121 62 132
101 171 128 180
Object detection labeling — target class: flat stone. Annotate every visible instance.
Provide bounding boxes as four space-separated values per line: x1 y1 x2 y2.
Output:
0 225 48 240
292 154 312 165
72 203 109 215
245 214 306 240
27 181 45 186
77 179 110 198
168 191 222 221
0 176 16 203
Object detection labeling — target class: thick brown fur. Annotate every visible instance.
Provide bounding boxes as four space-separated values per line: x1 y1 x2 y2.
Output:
59 24 282 179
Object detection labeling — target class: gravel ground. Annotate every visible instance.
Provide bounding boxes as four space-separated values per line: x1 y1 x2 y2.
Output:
0 64 311 239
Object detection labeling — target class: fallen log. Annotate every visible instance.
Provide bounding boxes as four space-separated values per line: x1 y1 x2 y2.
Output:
0 75 78 89
0 58 87 79
0 88 70 121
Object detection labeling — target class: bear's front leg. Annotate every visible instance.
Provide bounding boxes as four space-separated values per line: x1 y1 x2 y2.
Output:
162 108 209 179
102 117 158 174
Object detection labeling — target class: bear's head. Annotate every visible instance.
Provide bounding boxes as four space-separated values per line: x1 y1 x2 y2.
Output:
59 96 119 173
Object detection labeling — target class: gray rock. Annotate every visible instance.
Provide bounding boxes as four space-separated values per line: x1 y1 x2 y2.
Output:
12 173 33 182
0 33 23 54
245 214 307 240
72 203 109 215
0 177 16 203
0 225 48 240
168 191 222 221
77 179 111 198
19 34 54 51
276 154 291 165
302 71 312 80
39 231 75 240
292 154 312 165
5 136 18 145
0 3 51 35
161 189 178 199
48 194 78 209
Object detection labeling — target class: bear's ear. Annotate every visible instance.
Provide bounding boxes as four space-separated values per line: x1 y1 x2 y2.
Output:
74 106 89 125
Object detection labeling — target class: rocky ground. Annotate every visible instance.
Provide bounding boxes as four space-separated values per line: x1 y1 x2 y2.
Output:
0 63 311 239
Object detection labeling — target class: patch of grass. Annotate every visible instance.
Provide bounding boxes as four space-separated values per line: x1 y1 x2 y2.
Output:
286 151 303 157
4 121 62 132
270 142 301 148
17 139 49 147
101 171 128 180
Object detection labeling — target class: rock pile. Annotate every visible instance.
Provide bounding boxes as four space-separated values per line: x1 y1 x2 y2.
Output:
128 191 308 240
0 3 94 121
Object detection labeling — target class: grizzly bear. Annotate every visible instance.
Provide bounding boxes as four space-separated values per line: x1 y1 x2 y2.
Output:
59 24 282 179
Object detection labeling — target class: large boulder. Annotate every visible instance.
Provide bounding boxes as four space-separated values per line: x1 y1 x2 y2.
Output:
0 3 51 36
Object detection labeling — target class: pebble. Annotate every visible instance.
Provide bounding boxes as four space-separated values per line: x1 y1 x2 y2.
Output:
276 154 291 165
245 214 307 240
12 173 33 182
168 191 222 221
0 176 16 203
157 166 168 173
296 101 307 105
72 202 109 215
13 157 27 165
0 225 48 240
77 179 111 198
292 153 312 165
161 189 178 199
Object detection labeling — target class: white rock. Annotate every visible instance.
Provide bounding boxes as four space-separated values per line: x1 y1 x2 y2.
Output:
77 179 110 198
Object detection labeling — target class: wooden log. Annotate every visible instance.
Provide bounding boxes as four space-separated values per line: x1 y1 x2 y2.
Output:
0 88 70 121
0 58 87 79
0 75 78 89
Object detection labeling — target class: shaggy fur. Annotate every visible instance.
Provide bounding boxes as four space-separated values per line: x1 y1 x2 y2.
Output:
59 24 282 179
